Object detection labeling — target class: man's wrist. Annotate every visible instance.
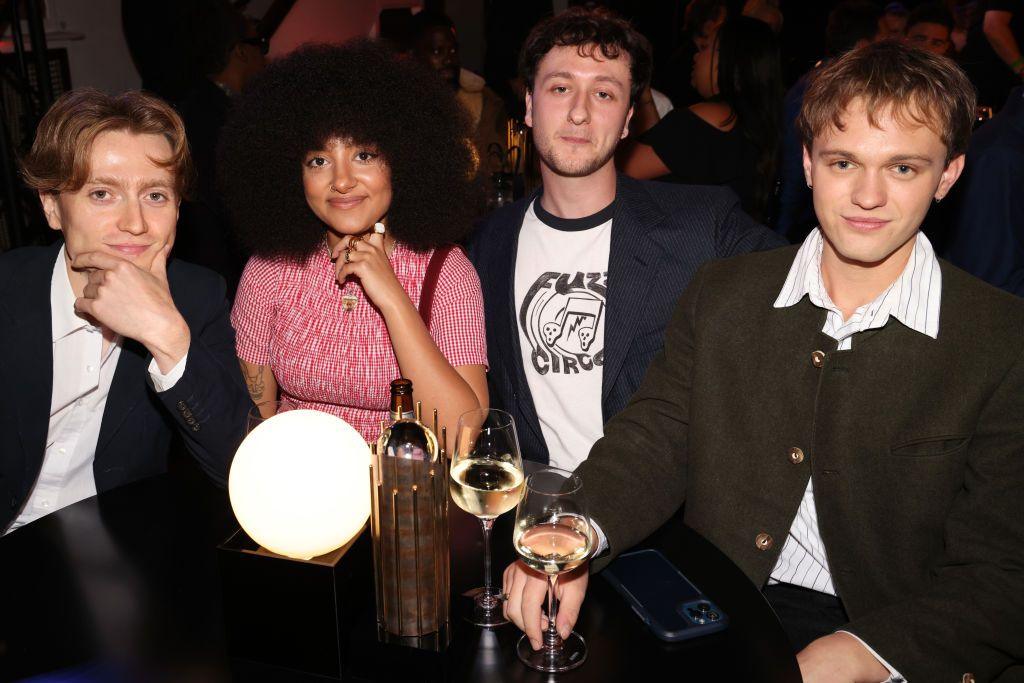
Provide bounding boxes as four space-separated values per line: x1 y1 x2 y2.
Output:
144 314 191 373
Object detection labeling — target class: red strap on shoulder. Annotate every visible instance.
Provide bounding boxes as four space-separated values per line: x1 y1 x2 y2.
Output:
418 244 463 328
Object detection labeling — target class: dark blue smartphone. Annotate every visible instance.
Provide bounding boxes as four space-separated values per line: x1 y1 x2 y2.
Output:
601 548 728 642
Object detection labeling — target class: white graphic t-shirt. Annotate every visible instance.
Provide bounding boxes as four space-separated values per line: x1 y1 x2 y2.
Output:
514 198 613 471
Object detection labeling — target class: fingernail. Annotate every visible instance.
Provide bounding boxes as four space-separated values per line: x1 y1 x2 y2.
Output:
560 626 570 639
531 639 541 651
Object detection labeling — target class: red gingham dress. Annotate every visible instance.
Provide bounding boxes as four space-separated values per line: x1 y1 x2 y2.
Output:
231 242 488 442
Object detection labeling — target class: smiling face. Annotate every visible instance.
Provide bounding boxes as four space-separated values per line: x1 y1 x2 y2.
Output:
301 137 393 248
525 45 633 178
39 129 180 291
803 98 964 279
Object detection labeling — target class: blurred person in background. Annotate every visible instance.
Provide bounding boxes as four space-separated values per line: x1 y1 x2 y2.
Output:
775 0 882 241
947 85 1024 296
904 2 955 56
619 17 783 224
408 10 509 180
219 41 488 442
175 0 266 298
878 1 910 38
962 0 1024 112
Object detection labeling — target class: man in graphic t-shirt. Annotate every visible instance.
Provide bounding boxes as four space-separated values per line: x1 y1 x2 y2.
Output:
469 7 783 467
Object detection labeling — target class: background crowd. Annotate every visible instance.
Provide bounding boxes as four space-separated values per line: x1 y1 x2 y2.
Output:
3 0 1024 298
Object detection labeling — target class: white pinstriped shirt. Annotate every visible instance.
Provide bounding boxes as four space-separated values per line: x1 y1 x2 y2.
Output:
770 228 940 682
770 227 941 594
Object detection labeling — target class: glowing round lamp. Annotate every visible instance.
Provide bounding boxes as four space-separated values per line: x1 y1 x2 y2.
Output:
229 409 371 560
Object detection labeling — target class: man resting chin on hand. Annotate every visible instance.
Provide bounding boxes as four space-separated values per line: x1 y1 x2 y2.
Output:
0 89 253 534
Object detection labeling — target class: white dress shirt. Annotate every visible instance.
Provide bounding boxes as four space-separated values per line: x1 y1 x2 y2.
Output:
5 249 188 533
769 227 941 682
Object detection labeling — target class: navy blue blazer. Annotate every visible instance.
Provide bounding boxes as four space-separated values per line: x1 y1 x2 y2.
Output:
469 175 785 463
0 241 253 530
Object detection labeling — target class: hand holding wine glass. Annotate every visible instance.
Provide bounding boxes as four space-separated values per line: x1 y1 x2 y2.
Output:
449 408 525 627
511 467 593 672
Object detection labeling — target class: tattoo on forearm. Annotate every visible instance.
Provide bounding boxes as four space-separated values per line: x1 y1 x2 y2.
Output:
240 362 266 403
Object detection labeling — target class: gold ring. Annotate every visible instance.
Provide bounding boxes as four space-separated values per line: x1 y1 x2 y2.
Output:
343 248 351 264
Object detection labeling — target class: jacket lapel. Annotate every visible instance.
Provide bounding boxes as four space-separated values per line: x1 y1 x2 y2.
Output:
601 176 666 409
500 189 546 449
1 243 61 486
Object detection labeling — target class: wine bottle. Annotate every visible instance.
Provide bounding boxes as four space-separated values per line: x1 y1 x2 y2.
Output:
377 378 438 462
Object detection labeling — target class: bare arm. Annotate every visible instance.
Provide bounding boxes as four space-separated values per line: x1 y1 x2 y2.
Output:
984 10 1024 77
617 140 671 179
629 86 662 136
238 358 278 418
383 295 487 437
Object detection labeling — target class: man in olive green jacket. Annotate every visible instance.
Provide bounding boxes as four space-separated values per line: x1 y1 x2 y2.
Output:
504 43 1024 682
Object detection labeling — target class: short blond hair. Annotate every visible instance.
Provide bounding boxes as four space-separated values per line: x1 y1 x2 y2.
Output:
797 41 975 161
21 88 193 197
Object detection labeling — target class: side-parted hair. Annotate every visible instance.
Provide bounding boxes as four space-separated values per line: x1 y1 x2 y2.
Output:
519 7 653 106
21 88 192 197
797 41 975 162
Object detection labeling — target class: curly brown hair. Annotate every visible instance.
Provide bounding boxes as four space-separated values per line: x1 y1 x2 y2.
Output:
217 39 481 258
518 6 653 106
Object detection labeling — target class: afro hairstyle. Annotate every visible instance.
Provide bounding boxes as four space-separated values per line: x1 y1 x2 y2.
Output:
217 39 481 258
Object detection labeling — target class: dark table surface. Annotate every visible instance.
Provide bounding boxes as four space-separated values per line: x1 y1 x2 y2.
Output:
0 461 801 682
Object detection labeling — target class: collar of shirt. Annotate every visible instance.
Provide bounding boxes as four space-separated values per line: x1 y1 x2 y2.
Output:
49 248 121 358
773 228 942 342
50 247 94 342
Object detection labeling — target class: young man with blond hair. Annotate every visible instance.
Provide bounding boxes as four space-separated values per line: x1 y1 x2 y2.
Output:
504 42 1024 682
0 89 252 533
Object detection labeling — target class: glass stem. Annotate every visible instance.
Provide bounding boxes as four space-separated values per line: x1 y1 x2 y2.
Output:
543 574 562 653
480 517 495 599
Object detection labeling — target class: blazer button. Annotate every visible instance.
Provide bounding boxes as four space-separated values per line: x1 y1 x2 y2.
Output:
788 447 805 464
811 350 826 368
961 675 975 683
186 416 196 425
755 533 773 551
192 424 201 432
177 400 187 410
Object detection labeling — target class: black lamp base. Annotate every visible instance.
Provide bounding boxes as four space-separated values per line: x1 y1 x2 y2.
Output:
217 526 372 679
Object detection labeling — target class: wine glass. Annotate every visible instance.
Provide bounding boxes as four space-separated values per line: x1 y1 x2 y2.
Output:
512 467 592 672
450 408 526 627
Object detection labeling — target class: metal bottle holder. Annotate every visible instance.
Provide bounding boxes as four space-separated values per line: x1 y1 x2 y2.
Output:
370 404 450 651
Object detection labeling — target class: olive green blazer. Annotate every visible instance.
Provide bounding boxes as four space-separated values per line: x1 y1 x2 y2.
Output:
580 245 1024 681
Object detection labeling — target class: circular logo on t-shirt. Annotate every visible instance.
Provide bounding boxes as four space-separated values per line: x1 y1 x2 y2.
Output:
520 271 607 375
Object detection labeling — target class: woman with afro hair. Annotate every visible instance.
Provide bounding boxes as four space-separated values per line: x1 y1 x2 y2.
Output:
221 40 488 442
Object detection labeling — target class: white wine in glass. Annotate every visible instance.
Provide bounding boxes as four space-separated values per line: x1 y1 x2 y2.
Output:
450 408 525 627
449 457 524 519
